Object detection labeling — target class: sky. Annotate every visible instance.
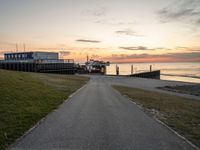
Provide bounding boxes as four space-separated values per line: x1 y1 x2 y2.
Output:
0 0 200 63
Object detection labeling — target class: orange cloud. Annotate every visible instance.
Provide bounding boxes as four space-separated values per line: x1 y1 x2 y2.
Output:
104 52 200 63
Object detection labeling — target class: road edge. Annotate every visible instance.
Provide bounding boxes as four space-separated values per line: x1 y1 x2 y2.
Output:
112 86 200 150
7 80 89 150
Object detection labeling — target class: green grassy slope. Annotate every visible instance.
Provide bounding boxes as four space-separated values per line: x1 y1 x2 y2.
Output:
0 70 89 150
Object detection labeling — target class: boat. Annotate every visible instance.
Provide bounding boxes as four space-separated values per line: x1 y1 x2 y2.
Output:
85 59 110 74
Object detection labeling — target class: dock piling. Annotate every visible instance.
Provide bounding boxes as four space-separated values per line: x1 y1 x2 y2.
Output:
131 65 133 74
150 65 152 72
116 65 119 76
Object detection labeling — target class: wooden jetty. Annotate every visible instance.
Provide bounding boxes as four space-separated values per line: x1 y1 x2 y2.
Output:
130 70 160 79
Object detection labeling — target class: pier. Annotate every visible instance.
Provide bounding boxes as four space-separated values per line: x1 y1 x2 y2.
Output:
130 70 160 79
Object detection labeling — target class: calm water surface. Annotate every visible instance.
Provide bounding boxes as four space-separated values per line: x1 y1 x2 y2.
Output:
106 62 200 84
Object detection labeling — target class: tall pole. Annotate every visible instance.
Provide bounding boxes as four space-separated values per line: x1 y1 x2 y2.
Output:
23 43 26 52
16 44 18 52
87 55 89 62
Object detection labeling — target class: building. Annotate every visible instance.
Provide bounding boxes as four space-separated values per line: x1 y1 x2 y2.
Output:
4 52 64 63
0 51 75 74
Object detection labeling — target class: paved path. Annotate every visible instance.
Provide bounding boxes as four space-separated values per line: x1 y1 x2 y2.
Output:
86 75 200 100
11 76 197 150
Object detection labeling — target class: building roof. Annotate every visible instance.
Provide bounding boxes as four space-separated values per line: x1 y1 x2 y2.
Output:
4 51 58 55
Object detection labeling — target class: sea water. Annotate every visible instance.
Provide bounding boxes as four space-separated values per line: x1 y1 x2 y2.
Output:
106 62 200 84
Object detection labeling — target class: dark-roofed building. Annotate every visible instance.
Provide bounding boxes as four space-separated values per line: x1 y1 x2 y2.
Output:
4 52 64 63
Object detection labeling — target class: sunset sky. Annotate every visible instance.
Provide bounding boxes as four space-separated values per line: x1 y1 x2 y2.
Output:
0 0 200 63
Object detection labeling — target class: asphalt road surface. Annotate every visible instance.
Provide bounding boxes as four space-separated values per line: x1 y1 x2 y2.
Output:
11 76 197 150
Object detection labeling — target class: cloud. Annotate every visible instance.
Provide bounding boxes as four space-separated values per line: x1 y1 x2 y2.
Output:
167 52 200 59
119 46 173 51
157 0 200 25
111 53 150 59
175 46 188 49
83 6 137 26
92 7 108 17
155 47 168 50
108 52 200 62
119 46 152 51
94 19 136 26
196 19 200 24
158 8 194 20
76 39 101 43
115 29 143 36
83 7 108 17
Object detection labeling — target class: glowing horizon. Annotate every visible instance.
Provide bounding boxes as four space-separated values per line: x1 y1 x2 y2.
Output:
0 0 200 63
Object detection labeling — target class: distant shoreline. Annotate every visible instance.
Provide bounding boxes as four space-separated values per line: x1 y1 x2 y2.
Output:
109 62 200 64
161 74 200 79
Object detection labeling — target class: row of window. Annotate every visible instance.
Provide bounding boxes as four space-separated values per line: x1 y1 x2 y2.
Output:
5 53 33 60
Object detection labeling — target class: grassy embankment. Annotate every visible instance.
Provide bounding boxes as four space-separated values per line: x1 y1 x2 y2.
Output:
113 85 200 148
0 69 89 150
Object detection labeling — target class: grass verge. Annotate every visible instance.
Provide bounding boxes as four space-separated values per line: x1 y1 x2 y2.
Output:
0 70 89 150
158 85 200 96
113 85 200 148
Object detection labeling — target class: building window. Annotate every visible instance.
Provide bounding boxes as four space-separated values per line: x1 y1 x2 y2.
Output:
24 54 27 59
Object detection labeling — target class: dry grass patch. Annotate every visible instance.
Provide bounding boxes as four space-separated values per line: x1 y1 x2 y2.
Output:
113 85 200 148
